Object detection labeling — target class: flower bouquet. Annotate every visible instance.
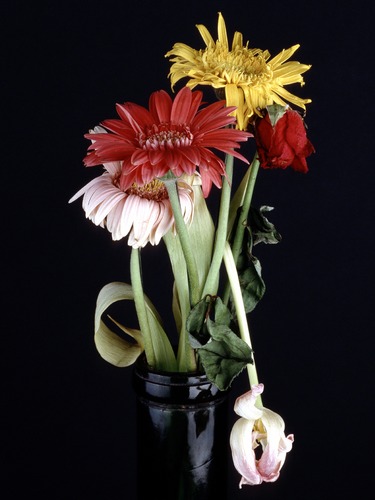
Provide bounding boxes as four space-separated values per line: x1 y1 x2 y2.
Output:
70 12 314 487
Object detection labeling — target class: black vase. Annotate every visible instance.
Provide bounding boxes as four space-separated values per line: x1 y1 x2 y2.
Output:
133 356 229 500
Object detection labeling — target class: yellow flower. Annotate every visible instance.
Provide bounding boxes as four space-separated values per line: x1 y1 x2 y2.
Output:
166 12 311 130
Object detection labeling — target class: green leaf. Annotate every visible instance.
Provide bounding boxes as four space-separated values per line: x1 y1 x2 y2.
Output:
186 296 212 348
187 297 252 389
163 177 215 370
213 296 232 326
238 257 266 313
231 223 266 315
198 323 253 390
232 205 280 314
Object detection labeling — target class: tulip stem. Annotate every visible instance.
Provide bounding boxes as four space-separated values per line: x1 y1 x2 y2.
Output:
223 154 259 306
201 153 234 298
164 178 200 306
223 241 263 406
231 155 259 266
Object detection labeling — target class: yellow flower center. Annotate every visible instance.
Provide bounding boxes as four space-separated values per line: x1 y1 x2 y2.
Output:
204 44 273 87
127 179 168 201
138 123 193 150
252 419 267 453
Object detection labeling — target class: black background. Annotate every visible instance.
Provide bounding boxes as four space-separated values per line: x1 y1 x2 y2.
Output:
3 0 373 498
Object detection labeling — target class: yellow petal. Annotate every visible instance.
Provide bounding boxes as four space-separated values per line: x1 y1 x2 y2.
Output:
217 12 229 49
165 43 198 63
272 86 312 109
269 44 301 67
225 83 242 108
273 63 312 84
232 31 243 50
196 23 215 47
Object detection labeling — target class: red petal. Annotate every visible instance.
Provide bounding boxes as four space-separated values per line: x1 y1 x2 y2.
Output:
116 102 154 132
170 87 192 124
149 90 172 123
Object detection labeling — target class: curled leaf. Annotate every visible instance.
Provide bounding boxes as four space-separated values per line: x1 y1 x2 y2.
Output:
94 281 176 369
94 282 144 367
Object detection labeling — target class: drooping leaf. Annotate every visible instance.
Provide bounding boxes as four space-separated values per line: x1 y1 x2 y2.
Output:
249 206 282 246
198 321 253 390
94 281 176 370
187 297 253 390
94 318 143 368
187 295 234 348
233 205 280 314
186 296 212 348
238 257 266 313
230 222 266 315
213 296 232 326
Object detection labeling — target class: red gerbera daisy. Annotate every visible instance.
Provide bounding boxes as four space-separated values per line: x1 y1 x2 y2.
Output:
84 87 251 197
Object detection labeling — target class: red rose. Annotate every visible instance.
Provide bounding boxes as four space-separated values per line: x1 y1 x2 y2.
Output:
254 108 315 173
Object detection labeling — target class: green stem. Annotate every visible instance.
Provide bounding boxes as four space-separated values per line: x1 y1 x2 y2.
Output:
130 248 155 367
164 179 200 306
223 241 262 406
223 155 259 305
231 155 259 266
201 153 234 298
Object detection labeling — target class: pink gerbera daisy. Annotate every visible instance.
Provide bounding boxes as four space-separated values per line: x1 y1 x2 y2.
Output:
83 87 251 197
69 150 195 248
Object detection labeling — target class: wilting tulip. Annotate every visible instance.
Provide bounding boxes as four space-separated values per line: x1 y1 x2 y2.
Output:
230 383 294 486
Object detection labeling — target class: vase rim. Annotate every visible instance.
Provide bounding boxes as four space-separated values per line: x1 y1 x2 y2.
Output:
133 354 229 404
134 354 210 386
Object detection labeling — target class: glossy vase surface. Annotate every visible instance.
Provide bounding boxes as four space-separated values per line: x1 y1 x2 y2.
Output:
133 356 229 500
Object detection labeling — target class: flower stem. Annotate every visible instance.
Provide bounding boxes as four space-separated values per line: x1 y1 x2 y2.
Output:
223 241 263 406
231 155 259 266
201 153 234 298
223 155 259 305
130 248 156 367
164 178 200 306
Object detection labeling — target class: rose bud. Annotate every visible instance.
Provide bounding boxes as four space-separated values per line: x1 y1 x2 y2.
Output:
254 105 315 173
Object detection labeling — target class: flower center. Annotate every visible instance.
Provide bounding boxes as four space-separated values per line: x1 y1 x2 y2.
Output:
138 123 193 150
127 179 168 201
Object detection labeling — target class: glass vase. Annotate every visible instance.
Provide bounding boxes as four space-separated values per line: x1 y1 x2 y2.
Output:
133 355 229 500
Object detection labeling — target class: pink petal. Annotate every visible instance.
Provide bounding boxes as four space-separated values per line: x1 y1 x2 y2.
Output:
234 384 264 419
230 419 262 486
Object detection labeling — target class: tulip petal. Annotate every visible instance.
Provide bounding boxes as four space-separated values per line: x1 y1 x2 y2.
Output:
230 384 294 487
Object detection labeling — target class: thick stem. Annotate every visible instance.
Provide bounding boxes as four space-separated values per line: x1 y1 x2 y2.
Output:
201 154 234 298
130 248 155 367
223 242 263 406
